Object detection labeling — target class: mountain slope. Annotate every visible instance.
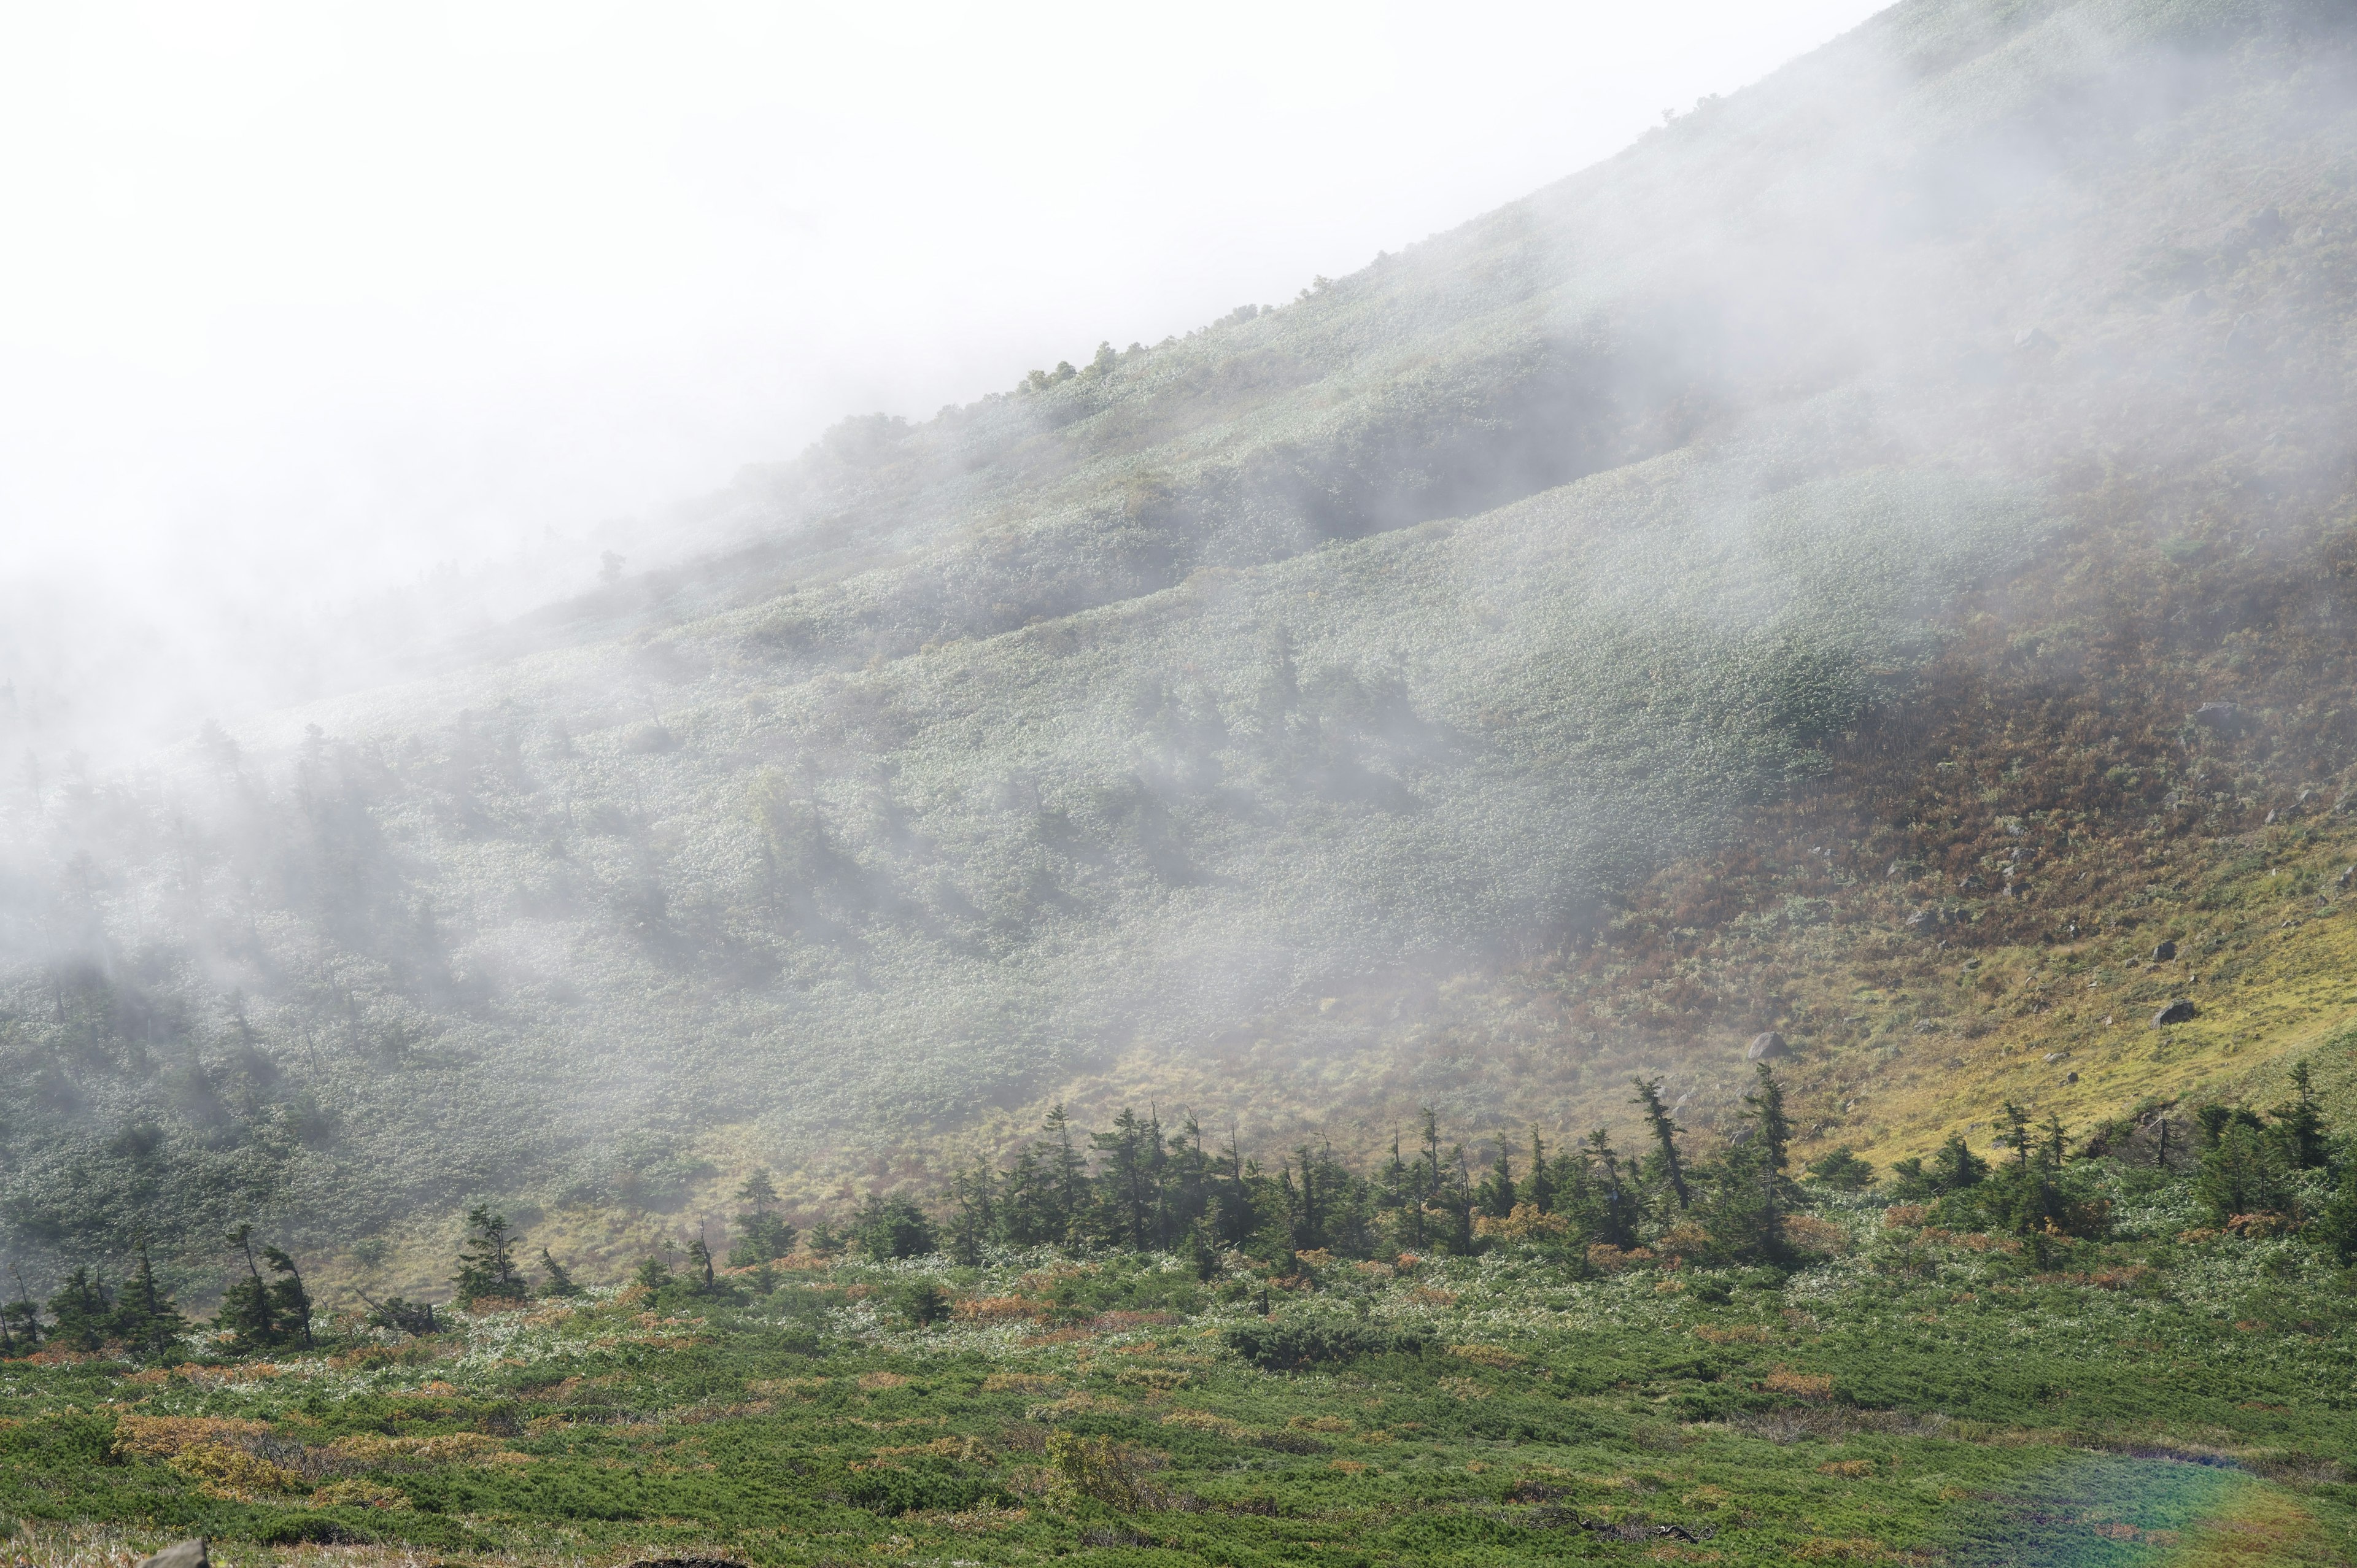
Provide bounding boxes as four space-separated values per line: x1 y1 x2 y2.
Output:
4 0 2356 1299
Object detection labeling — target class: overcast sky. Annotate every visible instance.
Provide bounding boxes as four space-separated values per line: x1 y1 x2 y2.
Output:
0 0 1884 623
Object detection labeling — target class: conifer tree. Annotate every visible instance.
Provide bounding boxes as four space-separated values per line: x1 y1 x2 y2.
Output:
1478 1140 1515 1218
538 1248 584 1298
1631 1078 1690 1210
1523 1127 1554 1214
2275 1060 2329 1170
454 1207 527 1305
2316 1162 2357 1264
1 1266 38 1352
1741 1065 1793 1256
217 1224 279 1351
1582 1128 1638 1249
261 1246 314 1348
728 1168 797 1265
110 1241 187 1358
1189 1217 1221 1281
1046 1104 1088 1242
45 1267 112 1351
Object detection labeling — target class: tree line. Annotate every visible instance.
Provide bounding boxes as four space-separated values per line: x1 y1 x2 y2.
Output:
6 1062 2355 1358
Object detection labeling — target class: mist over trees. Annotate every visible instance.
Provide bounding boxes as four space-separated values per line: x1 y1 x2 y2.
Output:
2 0 2356 1312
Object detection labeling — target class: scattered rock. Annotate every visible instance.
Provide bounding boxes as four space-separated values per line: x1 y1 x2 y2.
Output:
2193 701 2240 728
137 1545 206 1568
2043 1051 2069 1064
2226 312 2261 356
2340 865 2353 890
1747 1031 1793 1062
2248 206 2288 245
2265 808 2278 825
2151 940 2177 961
2013 325 2057 355
2152 999 2198 1027
2177 287 2218 318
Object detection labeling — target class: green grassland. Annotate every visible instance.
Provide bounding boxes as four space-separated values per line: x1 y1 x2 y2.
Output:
3 1175 2353 1568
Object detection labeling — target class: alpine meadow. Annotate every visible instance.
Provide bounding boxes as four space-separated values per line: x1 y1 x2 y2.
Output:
7 0 2357 1562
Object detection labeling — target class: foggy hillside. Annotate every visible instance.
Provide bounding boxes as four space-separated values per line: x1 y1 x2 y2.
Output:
4 0 2355 1298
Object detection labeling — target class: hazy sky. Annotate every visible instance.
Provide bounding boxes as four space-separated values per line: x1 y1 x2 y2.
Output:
0 1 1884 616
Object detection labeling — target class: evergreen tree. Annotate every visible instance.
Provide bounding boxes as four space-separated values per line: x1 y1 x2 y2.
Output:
261 1245 314 1348
1581 1129 1638 1250
1097 1109 1159 1248
2196 1103 2262 1151
360 1293 438 1335
854 1193 937 1259
109 1242 187 1357
1631 1078 1690 1209
1 1266 39 1353
1212 1126 1259 1249
900 1279 950 1327
217 1224 279 1352
1477 1140 1515 1218
2195 1116 2294 1226
2274 1060 2330 1170
1722 1065 1794 1260
947 1164 995 1265
728 1168 799 1265
454 1207 527 1305
45 1267 112 1352
1930 1132 1991 1193
1188 1218 1221 1281
2315 1161 2357 1264
1046 1103 1088 1242
1805 1146 1876 1191
1523 1127 1554 1214
538 1248 584 1298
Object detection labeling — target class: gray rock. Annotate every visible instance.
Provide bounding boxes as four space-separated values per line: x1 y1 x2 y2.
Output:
2178 288 2218 317
2065 1071 2080 1085
1747 1030 1793 1061
2151 940 2177 961
2249 206 2288 244
2151 999 2197 1027
137 1543 207 1568
2013 326 2057 354
2193 701 2240 728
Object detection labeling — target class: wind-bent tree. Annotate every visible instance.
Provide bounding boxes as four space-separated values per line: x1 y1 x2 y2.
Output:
1631 1077 1690 1210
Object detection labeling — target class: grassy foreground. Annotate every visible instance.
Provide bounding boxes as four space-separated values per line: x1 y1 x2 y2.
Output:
4 1180 2353 1568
